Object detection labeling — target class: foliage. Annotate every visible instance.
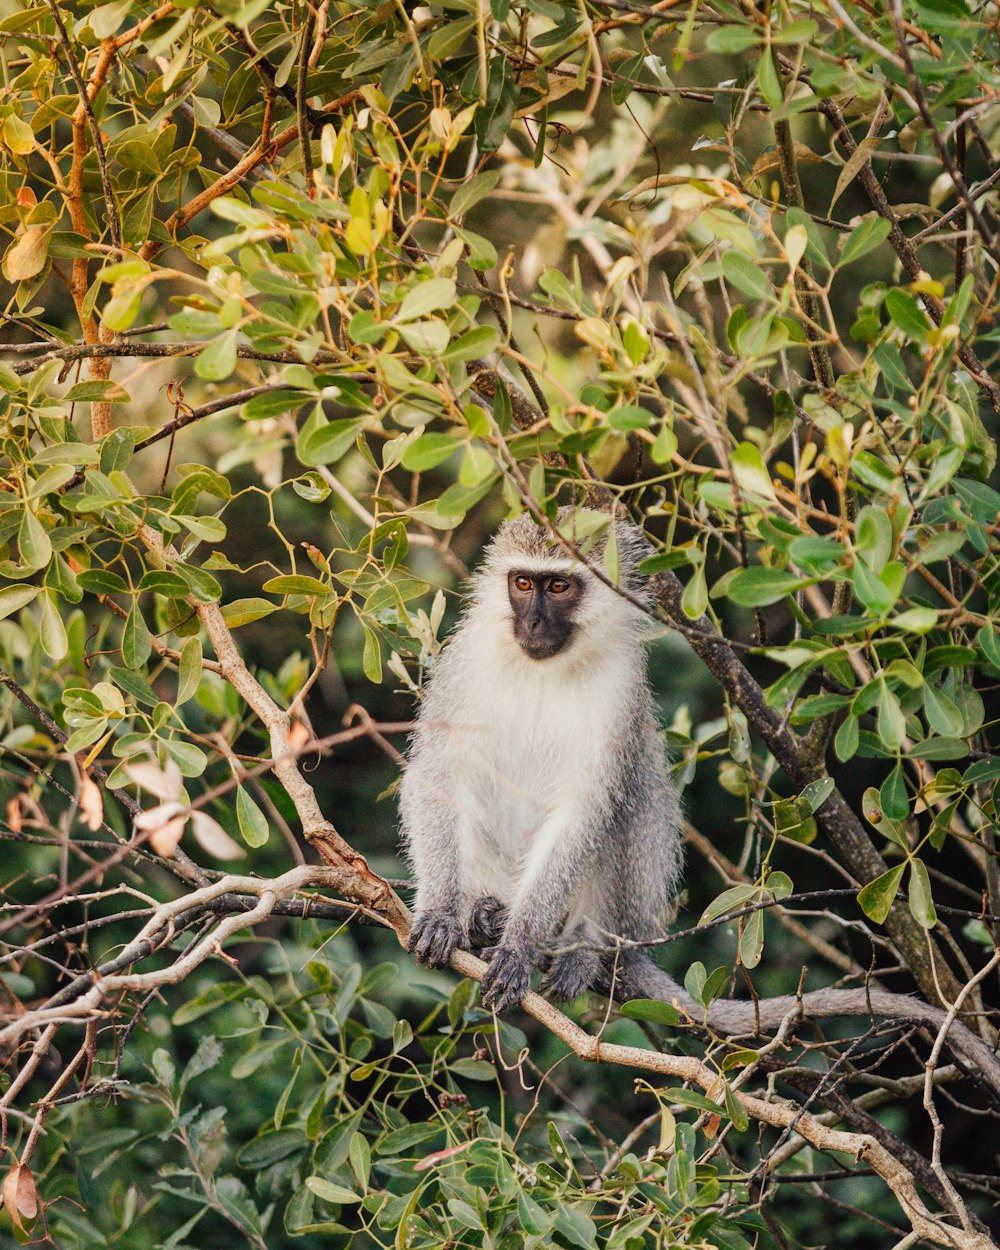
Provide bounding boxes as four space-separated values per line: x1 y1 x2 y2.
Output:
1 0 999 1245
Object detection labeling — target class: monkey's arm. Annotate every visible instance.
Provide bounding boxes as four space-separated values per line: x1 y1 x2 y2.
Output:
400 757 468 969
480 806 602 1011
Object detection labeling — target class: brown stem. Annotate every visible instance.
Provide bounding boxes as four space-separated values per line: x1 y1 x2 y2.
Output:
772 113 836 391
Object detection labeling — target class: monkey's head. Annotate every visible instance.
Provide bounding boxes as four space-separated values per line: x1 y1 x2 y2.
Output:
475 509 652 664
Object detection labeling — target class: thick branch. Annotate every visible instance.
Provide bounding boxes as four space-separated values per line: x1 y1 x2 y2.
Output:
650 571 964 1006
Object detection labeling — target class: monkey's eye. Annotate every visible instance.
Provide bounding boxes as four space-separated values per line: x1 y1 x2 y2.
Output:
548 577 569 595
513 575 532 593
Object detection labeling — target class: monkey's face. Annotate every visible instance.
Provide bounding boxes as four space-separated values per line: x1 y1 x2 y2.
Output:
507 570 585 660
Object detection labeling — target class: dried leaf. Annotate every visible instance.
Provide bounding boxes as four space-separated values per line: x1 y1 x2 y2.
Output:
6 796 22 834
135 800 187 856
2 227 49 282
414 1142 472 1172
288 718 311 751
190 811 246 860
148 814 187 857
126 757 183 801
79 773 104 832
2 1162 39 1233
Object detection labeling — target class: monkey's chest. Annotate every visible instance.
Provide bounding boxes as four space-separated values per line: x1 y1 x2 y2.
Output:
458 712 597 854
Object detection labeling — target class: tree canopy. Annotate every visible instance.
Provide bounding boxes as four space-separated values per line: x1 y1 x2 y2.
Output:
1 0 1000 1246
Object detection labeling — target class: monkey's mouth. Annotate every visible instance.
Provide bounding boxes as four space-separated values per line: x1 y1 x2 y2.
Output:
517 634 571 660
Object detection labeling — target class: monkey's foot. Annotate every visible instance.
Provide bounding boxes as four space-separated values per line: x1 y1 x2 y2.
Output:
467 896 507 948
543 949 602 1002
480 944 532 1012
408 911 463 969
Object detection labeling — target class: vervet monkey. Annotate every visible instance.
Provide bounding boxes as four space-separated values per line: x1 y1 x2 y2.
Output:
400 511 1000 1091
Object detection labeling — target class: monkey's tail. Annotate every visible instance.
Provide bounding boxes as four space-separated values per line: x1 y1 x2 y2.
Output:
619 954 1000 1097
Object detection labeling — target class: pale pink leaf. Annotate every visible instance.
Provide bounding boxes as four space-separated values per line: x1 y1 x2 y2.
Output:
190 811 246 860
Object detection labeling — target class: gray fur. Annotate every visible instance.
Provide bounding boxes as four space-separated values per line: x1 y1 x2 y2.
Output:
400 508 680 1010
399 511 1000 1094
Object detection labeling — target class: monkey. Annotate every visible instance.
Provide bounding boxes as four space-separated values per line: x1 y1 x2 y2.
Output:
399 509 1000 1093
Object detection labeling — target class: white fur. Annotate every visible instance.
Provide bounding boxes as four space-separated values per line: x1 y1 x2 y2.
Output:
404 554 647 923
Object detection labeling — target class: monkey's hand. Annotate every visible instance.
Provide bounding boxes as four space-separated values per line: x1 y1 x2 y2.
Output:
480 942 533 1012
408 910 463 969
467 896 507 948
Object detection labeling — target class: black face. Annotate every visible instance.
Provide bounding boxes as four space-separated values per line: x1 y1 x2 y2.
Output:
508 570 584 660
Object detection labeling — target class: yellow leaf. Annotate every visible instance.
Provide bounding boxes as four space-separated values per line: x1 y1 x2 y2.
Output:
2 226 49 281
3 114 34 155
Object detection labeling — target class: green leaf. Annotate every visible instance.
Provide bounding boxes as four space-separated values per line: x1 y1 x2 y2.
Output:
0 583 40 621
78 569 128 595
195 330 238 381
662 1088 725 1116
706 25 760 52
516 1190 553 1236
773 18 819 43
18 509 51 570
976 625 1000 670
608 405 655 433
139 570 189 598
38 589 68 660
879 763 908 822
298 418 365 466
721 250 768 301
554 1206 597 1250
450 170 500 218
681 563 707 619
243 389 312 420
305 1177 361 1205
238 1130 303 1170
724 1082 749 1132
884 289 931 341
727 567 811 606
400 432 463 471
876 681 906 749
756 51 783 108
619 998 680 1025
165 738 207 777
236 786 269 847
442 325 502 363
109 666 158 706
263 574 330 596
834 714 860 762
100 427 135 474
923 682 964 736
908 858 937 929
177 563 221 604
738 909 764 968
857 863 905 924
839 216 891 266
852 558 898 616
699 884 756 925
396 278 456 322
362 623 382 683
222 598 277 628
855 506 893 572
801 777 835 811
731 441 776 500
396 319 450 354
176 514 227 543
122 603 152 669
89 0 132 37
453 226 497 270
